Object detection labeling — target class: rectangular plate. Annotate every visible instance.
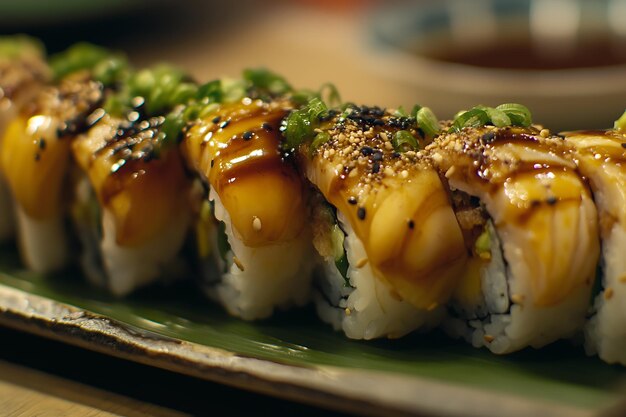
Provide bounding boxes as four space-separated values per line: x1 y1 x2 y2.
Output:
0 245 624 417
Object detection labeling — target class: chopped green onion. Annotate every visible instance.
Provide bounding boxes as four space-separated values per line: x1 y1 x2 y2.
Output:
392 130 418 152
451 103 532 132
614 110 626 132
318 83 342 107
495 103 532 127
416 107 441 138
282 97 328 149
243 68 292 96
158 110 186 147
0 35 44 59
482 107 511 128
50 43 126 84
394 106 408 117
475 228 491 255
127 65 197 115
450 108 490 132
311 131 331 153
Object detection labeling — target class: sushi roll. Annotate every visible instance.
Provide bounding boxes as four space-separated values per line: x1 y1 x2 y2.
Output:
1 43 126 272
283 101 467 339
562 113 626 365
0 36 50 241
428 105 600 354
70 65 196 295
181 70 315 320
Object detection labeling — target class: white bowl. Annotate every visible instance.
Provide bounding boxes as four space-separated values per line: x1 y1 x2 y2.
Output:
367 0 626 130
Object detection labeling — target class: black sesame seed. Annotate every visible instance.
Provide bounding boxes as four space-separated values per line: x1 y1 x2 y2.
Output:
219 120 230 129
408 220 415 229
372 151 383 162
210 159 215 168
262 122 272 131
392 152 401 158
348 196 357 205
481 132 496 143
357 207 366 220
38 138 46 150
372 162 380 174
360 146 373 156
34 153 40 161
242 131 253 141
547 196 557 205
621 143 626 149
212 116 221 124
531 200 541 207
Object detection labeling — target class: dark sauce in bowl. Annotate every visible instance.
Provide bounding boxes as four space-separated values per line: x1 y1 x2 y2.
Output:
421 37 626 70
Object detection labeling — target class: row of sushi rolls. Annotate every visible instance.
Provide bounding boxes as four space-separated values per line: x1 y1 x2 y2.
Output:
1 35 626 365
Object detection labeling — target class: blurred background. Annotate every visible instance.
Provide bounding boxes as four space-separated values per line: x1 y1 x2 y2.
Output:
2 0 626 129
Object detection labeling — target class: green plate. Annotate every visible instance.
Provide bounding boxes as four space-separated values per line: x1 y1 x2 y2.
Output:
0 244 623 416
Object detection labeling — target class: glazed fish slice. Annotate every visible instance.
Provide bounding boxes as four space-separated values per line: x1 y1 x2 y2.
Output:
562 123 626 365
428 117 600 354
70 66 196 296
0 43 125 272
0 36 50 241
183 85 315 320
285 102 467 339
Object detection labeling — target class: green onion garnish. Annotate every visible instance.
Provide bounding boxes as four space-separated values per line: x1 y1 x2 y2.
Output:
450 103 532 132
127 65 197 116
614 110 626 132
243 68 292 97
393 130 418 152
311 131 331 153
0 35 44 59
416 106 441 138
282 97 329 150
495 103 532 127
50 43 127 84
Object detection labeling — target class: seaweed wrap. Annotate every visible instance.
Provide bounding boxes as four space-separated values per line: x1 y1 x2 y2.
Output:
428 105 600 354
70 65 196 295
1 43 124 272
0 36 49 241
562 113 626 365
182 70 315 320
283 101 467 339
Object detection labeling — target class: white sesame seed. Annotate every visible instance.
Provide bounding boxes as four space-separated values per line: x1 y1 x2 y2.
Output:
252 216 262 231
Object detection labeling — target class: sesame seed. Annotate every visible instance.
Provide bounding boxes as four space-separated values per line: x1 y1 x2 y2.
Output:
445 166 456 178
345 308 352 316
372 151 383 161
384 141 393 150
621 143 626 149
262 122 272 131
401 170 409 179
219 120 230 129
384 167 394 177
34 153 40 161
605 287 614 300
432 152 443 163
540 128 550 138
372 162 380 173
252 216 262 231
348 196 357 205
360 146 373 156
407 219 415 229
336 163 344 172
379 132 388 141
39 138 46 149
212 116 221 124
484 335 495 343
357 207 366 220
546 196 557 205
233 256 245 271
242 131 253 140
